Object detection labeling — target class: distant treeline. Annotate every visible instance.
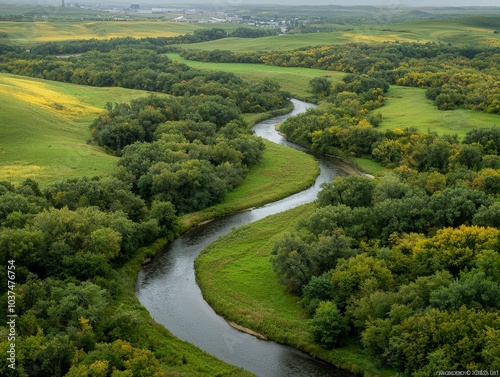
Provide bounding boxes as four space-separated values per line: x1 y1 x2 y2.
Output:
181 42 500 114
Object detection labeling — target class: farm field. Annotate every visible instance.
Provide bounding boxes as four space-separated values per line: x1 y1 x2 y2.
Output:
167 53 344 100
0 14 498 48
0 73 151 185
376 86 500 139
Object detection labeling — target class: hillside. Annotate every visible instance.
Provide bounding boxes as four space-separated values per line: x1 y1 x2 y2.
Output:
0 73 150 185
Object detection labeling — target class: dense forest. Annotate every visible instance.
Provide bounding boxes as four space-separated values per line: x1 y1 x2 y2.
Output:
269 79 500 373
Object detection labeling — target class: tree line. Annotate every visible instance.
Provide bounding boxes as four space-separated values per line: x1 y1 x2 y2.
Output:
0 43 289 114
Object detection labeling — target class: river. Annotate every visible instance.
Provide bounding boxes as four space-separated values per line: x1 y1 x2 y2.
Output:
135 99 354 377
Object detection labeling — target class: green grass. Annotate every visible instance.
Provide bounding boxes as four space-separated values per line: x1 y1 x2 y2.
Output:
0 73 151 186
351 157 386 176
195 204 396 377
181 139 318 230
168 53 344 100
175 17 499 53
0 20 237 47
376 86 500 139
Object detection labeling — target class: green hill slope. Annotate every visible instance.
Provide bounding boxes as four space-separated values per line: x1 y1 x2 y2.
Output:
0 73 150 185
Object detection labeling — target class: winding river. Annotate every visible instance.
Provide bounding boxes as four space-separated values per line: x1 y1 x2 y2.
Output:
135 99 354 377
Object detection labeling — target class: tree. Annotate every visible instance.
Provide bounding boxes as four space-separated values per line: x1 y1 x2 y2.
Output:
310 77 331 97
317 175 375 208
310 301 349 349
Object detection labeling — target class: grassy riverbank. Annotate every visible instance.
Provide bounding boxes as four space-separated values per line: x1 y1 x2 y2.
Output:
122 121 319 375
195 205 397 377
106 238 254 377
181 139 318 231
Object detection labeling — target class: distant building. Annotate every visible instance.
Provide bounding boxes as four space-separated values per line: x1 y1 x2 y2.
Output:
130 4 140 12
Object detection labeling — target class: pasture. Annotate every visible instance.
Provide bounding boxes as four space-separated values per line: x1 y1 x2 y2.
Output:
0 20 238 47
0 11 497 48
0 73 150 185
377 86 500 139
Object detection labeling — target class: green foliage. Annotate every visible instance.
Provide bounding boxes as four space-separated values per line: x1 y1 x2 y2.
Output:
272 164 500 373
430 270 500 311
309 77 332 98
310 301 349 349
44 177 147 221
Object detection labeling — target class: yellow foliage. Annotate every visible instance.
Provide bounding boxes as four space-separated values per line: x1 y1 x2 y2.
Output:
412 225 500 271
0 76 101 119
79 316 92 332
89 360 108 377
0 164 43 182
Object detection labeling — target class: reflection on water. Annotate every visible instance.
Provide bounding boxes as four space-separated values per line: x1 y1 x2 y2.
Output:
135 100 354 377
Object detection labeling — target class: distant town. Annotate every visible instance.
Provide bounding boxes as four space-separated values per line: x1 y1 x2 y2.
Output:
60 2 289 31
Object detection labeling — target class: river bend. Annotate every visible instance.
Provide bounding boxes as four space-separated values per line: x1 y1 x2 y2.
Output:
135 99 353 377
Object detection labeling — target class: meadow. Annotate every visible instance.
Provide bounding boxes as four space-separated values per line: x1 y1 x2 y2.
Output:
168 53 344 100
0 12 497 48
195 203 396 377
376 86 500 139
0 73 151 185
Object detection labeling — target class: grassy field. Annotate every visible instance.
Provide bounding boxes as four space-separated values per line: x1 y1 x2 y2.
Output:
181 139 318 230
195 204 396 377
175 17 500 52
168 53 344 100
0 20 239 47
0 73 151 185
376 86 500 139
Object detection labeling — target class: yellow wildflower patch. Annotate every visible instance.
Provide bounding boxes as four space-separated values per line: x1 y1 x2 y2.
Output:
0 76 101 119
342 33 421 43
0 164 44 182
